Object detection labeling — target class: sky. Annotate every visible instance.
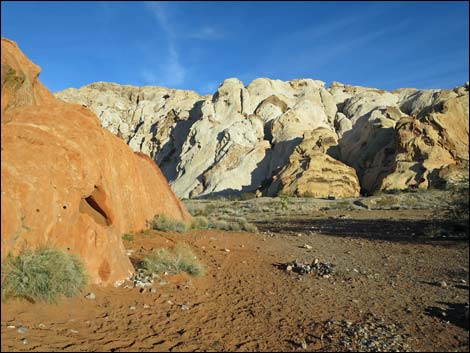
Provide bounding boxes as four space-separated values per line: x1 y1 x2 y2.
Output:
1 1 469 95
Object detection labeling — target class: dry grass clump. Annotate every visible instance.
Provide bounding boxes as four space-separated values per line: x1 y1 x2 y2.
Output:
151 215 188 233
140 244 205 276
1 248 88 303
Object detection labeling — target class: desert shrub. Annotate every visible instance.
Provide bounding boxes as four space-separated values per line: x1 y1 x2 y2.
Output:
122 233 134 242
151 215 188 233
1 248 88 303
243 222 259 233
239 192 256 201
140 244 205 276
191 216 209 229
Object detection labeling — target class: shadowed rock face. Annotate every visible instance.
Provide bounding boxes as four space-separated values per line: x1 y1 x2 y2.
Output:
56 71 469 198
1 38 191 285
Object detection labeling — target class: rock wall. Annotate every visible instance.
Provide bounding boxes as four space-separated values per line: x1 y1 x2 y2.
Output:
56 73 469 198
1 38 191 285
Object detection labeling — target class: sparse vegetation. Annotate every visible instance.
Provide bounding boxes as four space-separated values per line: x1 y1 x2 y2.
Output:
122 233 134 242
190 216 209 229
140 244 205 276
151 215 188 233
1 248 88 303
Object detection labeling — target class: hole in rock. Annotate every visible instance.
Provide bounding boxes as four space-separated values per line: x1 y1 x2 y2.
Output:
79 187 112 227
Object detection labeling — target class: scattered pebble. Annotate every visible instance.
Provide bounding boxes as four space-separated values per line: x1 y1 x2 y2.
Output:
70 329 79 334
439 281 448 289
143 304 150 309
129 306 136 310
180 304 189 311
318 317 412 351
302 244 312 250
224 248 231 253
130 269 154 287
7 325 15 329
114 279 125 288
85 292 96 300
21 338 28 345
282 258 335 277
37 323 46 329
166 300 173 305
150 288 157 294
17 327 27 334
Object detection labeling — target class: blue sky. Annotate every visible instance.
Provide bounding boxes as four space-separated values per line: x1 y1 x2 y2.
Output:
2 1 469 94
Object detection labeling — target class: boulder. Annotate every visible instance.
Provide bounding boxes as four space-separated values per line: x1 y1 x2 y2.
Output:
1 38 190 285
267 128 360 198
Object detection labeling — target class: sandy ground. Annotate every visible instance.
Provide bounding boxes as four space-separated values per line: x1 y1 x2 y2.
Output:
1 206 469 352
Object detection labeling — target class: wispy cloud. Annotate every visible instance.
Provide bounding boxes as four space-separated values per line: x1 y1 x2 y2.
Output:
188 26 222 40
142 2 186 87
142 2 224 87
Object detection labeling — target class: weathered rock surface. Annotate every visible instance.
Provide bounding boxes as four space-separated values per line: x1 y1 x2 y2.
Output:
1 38 190 285
56 71 469 198
267 128 361 198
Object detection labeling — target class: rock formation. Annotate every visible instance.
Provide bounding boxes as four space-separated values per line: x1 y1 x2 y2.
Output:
1 38 191 285
266 128 361 198
56 71 469 198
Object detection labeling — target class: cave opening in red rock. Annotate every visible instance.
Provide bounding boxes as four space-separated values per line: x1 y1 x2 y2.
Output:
79 188 111 226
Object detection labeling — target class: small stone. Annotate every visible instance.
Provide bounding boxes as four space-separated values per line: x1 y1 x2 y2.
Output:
21 338 28 345
70 329 79 334
129 306 136 310
439 281 448 289
224 248 230 253
286 265 293 272
85 292 96 300
303 244 312 250
460 279 467 285
150 288 157 294
113 279 124 287
300 339 307 349
17 327 27 334
166 300 173 305
181 304 189 310
405 307 412 313
143 304 150 309
38 323 46 329
7 325 15 329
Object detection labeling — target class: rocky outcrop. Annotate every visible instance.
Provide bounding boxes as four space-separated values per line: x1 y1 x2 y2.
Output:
1 38 190 285
56 74 469 198
267 128 361 198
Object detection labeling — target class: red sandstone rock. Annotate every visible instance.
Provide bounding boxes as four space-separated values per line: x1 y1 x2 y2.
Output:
1 38 191 285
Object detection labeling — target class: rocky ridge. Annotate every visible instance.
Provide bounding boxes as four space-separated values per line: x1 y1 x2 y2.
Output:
56 77 469 198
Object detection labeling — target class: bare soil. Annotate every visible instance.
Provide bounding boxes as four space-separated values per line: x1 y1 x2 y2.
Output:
1 199 469 352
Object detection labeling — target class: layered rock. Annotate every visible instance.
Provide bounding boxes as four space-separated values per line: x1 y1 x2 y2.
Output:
1 38 190 285
56 74 469 198
267 128 361 198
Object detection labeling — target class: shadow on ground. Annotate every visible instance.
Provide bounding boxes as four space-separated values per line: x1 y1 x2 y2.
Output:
256 218 469 244
425 302 469 330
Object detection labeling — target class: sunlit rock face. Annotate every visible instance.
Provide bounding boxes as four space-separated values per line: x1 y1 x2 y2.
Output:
1 38 191 285
56 75 469 198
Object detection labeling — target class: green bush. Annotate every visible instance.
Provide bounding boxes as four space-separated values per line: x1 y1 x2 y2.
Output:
1 248 88 303
191 216 209 229
151 215 188 233
122 233 134 242
140 244 205 276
